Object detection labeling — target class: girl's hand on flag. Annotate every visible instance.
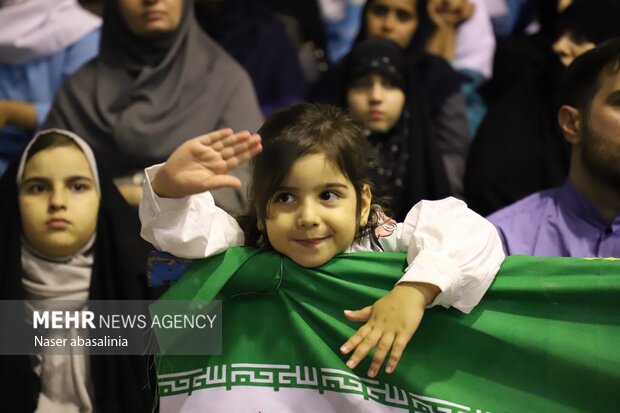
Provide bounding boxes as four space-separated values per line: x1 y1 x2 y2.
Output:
152 129 262 198
340 282 440 378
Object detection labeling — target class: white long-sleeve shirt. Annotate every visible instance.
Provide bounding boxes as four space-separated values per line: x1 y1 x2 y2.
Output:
140 165 505 314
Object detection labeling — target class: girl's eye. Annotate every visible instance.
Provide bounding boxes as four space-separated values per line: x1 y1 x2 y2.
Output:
71 182 90 192
274 192 294 204
396 9 414 22
350 77 371 89
381 78 397 89
26 184 48 194
320 191 339 201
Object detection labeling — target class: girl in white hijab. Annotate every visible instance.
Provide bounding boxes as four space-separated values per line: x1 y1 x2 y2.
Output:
0 129 155 412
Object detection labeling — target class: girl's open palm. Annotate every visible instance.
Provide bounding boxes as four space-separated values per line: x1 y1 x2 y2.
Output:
152 129 262 198
340 282 440 378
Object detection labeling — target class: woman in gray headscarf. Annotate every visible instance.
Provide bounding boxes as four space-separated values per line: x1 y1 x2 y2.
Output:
45 0 262 212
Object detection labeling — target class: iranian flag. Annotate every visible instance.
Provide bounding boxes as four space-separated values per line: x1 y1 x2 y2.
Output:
152 248 620 412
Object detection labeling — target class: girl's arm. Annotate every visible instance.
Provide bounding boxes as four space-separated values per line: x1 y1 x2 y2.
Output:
0 100 37 130
342 197 503 377
139 129 262 258
378 196 504 313
139 164 245 259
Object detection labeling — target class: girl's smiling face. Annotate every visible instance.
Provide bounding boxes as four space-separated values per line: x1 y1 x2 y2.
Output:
261 153 371 268
18 145 100 258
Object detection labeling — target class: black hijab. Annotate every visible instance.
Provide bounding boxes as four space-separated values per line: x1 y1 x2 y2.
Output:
354 0 462 110
0 132 156 413
343 39 451 220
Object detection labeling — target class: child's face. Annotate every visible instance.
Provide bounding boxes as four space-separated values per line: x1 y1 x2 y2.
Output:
261 153 371 268
347 73 406 132
18 145 100 258
366 0 418 49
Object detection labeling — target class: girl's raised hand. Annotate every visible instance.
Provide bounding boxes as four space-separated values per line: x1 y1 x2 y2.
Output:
152 129 262 198
340 282 440 378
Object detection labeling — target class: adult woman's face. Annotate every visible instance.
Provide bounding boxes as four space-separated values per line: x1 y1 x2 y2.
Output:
365 0 418 49
119 0 183 38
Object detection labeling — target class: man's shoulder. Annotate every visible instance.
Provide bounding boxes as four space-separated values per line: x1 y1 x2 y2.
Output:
486 187 564 255
487 187 561 227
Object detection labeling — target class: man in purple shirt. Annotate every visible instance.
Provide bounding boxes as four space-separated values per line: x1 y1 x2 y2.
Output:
487 39 620 257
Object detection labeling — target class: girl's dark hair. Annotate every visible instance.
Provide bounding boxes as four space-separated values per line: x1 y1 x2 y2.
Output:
240 103 382 247
25 132 81 163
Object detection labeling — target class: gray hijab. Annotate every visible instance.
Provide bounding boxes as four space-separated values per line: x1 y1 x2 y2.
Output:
44 0 261 194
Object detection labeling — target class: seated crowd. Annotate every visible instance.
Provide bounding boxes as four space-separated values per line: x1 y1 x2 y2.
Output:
0 0 618 412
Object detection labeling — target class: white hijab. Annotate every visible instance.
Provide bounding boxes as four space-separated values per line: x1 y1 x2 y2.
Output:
18 128 101 300
0 0 101 65
18 129 101 413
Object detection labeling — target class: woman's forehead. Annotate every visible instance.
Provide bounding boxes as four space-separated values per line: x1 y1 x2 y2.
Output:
370 0 417 11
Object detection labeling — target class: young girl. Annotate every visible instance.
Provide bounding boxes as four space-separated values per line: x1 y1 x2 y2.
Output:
356 0 491 138
343 38 453 218
0 129 155 412
140 103 504 379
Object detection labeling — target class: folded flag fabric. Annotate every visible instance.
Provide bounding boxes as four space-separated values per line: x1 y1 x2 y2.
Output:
153 248 620 413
